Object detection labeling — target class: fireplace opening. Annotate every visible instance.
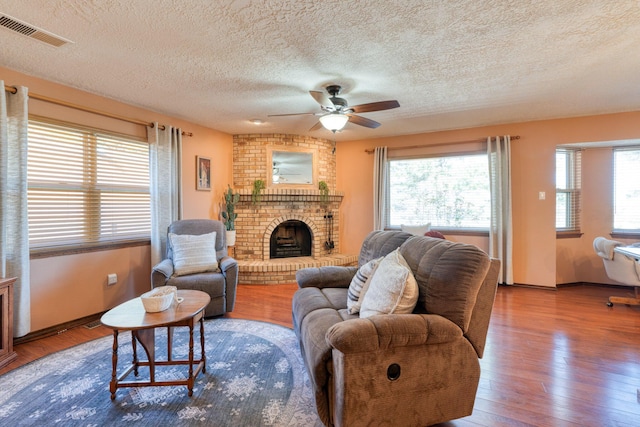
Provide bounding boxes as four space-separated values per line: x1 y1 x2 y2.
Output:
270 220 312 259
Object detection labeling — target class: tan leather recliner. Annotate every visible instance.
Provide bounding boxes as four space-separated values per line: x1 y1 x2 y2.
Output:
292 230 500 427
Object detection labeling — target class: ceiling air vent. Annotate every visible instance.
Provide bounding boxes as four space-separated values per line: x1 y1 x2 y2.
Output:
0 13 73 47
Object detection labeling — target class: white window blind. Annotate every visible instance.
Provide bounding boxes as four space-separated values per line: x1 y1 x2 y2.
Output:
555 148 582 232
386 153 490 229
613 147 640 231
28 117 150 250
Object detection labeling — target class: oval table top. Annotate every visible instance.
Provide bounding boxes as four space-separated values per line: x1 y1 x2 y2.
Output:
101 289 210 330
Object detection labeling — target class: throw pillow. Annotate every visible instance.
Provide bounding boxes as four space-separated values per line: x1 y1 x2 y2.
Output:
401 223 431 236
347 257 383 314
359 249 419 318
425 230 446 239
169 231 219 276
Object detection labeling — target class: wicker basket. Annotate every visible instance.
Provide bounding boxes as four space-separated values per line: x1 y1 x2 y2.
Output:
141 286 177 313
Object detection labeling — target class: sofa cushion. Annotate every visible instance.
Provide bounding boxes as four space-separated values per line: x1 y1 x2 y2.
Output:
166 271 226 297
399 236 490 332
360 249 419 318
347 257 382 314
169 231 219 276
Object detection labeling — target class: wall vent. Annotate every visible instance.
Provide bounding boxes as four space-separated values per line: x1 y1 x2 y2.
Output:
0 13 73 47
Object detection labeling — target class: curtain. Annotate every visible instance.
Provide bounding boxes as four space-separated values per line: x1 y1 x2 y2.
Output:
373 146 387 230
0 83 30 337
487 135 514 285
149 125 183 267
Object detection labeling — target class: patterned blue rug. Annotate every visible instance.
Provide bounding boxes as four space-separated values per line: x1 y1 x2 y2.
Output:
0 319 323 426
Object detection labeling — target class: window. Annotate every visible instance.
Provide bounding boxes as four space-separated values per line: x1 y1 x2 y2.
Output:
28 117 150 252
386 154 490 230
555 148 582 233
613 147 640 232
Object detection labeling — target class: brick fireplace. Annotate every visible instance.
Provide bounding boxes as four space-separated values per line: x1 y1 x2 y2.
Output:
231 134 357 284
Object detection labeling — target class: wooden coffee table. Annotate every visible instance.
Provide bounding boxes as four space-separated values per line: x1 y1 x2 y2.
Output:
100 289 210 400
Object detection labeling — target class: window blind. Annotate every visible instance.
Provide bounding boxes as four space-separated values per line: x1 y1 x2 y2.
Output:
28 117 150 250
555 148 582 232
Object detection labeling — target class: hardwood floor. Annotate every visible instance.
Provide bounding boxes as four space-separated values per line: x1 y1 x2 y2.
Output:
2 282 639 426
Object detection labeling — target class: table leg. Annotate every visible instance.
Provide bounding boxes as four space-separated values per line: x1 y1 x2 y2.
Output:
200 317 206 373
131 332 138 376
110 330 119 400
167 326 174 362
187 322 194 396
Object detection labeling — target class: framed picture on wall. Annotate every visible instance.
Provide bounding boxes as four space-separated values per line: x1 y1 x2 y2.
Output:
196 156 211 191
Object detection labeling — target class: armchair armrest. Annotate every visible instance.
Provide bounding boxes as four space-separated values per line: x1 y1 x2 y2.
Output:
296 265 358 289
326 314 463 353
151 258 174 288
219 255 238 274
219 255 239 312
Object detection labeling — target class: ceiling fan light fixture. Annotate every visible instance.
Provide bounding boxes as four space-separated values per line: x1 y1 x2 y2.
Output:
319 113 348 132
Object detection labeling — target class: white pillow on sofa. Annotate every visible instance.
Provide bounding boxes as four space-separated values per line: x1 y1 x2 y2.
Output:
169 231 219 276
347 257 383 314
401 223 431 236
359 249 418 318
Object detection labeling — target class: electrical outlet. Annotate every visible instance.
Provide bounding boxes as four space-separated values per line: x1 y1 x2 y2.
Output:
539 191 546 200
107 273 117 286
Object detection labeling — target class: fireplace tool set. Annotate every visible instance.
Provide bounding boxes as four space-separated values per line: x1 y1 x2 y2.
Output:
324 212 335 252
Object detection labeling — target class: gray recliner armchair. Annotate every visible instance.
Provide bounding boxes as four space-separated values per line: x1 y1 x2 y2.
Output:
151 219 238 317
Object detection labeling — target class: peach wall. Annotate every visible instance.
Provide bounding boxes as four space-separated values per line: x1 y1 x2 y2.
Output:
337 112 640 288
2 67 232 331
4 63 640 330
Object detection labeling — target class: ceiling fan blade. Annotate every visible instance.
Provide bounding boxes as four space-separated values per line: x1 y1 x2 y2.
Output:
268 112 319 117
310 90 333 107
347 114 381 129
349 100 400 114
309 121 324 131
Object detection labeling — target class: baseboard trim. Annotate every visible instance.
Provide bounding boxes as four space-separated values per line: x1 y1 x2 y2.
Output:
556 281 634 289
14 312 106 345
502 282 634 290
504 283 558 290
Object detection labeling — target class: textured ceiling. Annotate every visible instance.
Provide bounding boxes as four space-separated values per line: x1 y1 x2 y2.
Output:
1 1 640 141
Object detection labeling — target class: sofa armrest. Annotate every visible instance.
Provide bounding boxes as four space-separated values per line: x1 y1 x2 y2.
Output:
296 266 358 289
151 259 174 287
326 314 463 353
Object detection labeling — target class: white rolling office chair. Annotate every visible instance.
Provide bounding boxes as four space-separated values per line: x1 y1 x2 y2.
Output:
593 237 640 307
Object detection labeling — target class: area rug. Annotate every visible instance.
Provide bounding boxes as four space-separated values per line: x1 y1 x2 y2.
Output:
0 319 323 426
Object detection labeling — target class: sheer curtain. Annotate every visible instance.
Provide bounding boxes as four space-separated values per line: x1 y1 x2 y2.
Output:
487 135 514 285
149 124 183 267
0 83 30 337
373 146 387 230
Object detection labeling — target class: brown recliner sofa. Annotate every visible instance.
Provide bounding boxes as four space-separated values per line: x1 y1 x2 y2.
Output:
292 230 500 427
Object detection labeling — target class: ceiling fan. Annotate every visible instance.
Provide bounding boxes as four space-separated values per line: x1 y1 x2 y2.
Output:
269 85 400 132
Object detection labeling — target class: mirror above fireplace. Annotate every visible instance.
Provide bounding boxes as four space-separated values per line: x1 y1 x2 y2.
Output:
268 147 317 187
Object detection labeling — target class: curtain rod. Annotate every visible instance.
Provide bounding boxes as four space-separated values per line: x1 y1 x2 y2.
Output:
4 85 193 137
364 135 520 153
